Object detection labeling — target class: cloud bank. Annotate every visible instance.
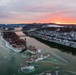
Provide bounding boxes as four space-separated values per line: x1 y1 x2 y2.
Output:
0 0 76 24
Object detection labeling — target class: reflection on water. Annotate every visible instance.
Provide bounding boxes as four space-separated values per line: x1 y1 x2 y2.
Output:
36 69 76 75
16 32 76 74
18 49 73 75
0 31 76 75
32 36 76 56
21 50 69 65
59 48 76 56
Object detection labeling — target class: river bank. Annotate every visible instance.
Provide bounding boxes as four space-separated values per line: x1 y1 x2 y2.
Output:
0 33 21 53
1 31 27 52
19 34 76 75
0 29 76 75
24 30 76 56
31 35 76 55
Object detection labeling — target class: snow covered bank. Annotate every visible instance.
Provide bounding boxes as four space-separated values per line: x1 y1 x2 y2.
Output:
0 33 21 52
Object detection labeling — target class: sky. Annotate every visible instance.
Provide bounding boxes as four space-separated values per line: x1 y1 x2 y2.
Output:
0 0 76 24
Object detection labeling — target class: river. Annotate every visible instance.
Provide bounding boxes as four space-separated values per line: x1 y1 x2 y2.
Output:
0 29 76 75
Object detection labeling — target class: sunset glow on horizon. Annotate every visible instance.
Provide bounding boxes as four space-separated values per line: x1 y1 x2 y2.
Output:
0 0 76 24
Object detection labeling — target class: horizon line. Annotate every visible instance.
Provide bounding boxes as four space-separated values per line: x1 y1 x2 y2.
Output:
0 22 76 25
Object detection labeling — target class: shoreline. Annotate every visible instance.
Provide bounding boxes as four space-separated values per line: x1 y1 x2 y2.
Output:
34 36 76 50
24 33 76 55
0 32 21 53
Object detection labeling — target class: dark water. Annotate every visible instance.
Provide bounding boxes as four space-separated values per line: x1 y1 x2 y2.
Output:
0 31 76 75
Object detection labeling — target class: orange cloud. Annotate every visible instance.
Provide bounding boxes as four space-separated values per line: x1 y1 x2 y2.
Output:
37 12 76 24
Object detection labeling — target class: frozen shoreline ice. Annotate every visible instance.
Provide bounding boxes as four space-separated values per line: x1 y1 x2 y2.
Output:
0 32 21 53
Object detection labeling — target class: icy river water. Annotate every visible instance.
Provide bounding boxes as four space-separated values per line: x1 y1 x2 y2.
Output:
0 30 76 75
